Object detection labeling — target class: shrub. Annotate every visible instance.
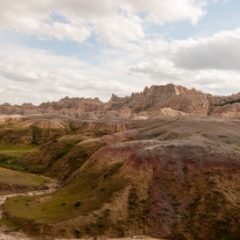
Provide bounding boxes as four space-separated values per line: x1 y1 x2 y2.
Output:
74 201 82 207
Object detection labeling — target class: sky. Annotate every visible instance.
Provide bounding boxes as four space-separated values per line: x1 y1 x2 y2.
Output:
0 0 240 105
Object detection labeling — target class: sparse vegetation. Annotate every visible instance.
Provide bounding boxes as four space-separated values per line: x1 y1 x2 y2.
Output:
4 161 128 225
0 216 21 231
215 98 240 106
74 201 82 207
0 146 37 170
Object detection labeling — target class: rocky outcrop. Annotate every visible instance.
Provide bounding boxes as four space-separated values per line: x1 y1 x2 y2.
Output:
154 107 191 118
0 97 104 118
207 92 240 106
1 84 240 119
0 103 40 116
210 103 240 119
105 84 209 115
39 96 104 117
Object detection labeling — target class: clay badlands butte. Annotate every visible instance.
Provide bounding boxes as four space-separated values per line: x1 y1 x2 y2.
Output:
0 83 240 240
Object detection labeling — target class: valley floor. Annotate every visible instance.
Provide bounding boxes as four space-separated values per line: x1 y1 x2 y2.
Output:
0 177 167 240
0 179 60 240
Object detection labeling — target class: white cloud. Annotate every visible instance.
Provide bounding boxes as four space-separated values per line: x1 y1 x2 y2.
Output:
127 55 240 95
127 27 240 95
39 22 91 42
93 15 144 49
0 57 48 83
120 0 206 25
0 0 239 105
0 44 139 104
0 0 206 47
172 28 240 70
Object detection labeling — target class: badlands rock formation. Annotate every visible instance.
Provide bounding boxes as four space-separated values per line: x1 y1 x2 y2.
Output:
1 84 240 119
104 84 210 115
0 97 104 118
1 84 240 240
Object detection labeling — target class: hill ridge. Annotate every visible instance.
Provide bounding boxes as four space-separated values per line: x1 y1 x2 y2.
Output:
1 83 240 119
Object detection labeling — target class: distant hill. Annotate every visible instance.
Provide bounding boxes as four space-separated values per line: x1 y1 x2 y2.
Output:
1 83 240 119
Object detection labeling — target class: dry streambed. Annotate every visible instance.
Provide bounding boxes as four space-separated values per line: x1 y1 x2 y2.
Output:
0 186 166 240
0 235 165 240
0 179 59 240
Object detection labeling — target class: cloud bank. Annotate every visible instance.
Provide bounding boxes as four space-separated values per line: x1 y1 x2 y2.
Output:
0 0 206 47
0 0 239 104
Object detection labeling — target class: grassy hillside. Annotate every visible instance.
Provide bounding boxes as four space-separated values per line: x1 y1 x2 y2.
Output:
0 125 71 146
0 167 47 187
0 146 37 171
17 135 104 180
5 164 126 220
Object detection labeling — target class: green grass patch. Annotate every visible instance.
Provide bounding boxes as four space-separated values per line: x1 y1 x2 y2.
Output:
0 146 37 170
4 162 128 224
0 154 21 170
0 216 21 231
0 146 37 151
0 167 48 187
0 145 37 155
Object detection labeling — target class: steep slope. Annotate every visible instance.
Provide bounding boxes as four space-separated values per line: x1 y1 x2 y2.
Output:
18 135 104 180
105 84 209 115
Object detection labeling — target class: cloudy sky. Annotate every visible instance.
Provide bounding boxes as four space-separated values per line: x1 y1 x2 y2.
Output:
0 0 240 105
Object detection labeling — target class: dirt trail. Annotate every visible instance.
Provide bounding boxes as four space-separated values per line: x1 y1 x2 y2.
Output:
0 182 166 240
0 178 59 240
